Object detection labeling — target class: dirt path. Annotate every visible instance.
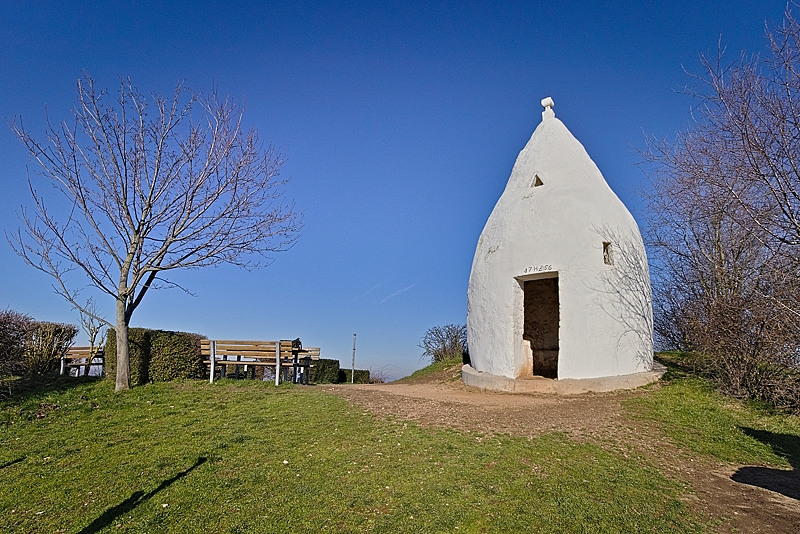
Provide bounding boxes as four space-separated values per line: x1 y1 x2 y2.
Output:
325 366 800 533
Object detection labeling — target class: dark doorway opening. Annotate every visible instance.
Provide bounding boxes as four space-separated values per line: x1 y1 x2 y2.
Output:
523 277 559 378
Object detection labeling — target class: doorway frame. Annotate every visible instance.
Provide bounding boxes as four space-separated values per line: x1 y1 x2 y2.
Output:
514 271 560 379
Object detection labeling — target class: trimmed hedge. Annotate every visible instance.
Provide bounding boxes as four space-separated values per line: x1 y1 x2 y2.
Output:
149 330 205 381
308 359 369 384
106 328 205 384
311 358 341 383
339 368 370 384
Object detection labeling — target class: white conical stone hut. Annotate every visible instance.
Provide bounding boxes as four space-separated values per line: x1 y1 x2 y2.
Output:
464 98 655 391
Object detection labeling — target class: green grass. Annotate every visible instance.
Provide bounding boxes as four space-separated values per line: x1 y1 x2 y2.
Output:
399 356 463 382
1 376 704 533
626 355 800 468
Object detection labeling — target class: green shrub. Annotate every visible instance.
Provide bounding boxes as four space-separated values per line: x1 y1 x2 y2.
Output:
106 328 204 384
23 322 78 376
339 368 370 384
311 358 340 383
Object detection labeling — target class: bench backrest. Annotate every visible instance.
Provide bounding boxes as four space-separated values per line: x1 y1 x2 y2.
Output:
200 340 320 360
64 346 105 360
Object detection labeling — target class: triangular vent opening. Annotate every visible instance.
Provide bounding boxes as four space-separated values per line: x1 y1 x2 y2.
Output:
533 174 544 187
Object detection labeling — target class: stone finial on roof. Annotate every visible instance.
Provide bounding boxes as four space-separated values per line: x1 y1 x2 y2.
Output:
541 96 555 119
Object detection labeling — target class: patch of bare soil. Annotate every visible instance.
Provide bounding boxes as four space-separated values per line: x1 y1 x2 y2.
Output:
325 364 800 533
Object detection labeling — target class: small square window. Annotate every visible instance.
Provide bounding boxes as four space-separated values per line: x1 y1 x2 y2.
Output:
603 242 613 265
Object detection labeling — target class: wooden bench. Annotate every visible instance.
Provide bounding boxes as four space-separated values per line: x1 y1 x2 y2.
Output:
201 339 320 384
60 346 105 377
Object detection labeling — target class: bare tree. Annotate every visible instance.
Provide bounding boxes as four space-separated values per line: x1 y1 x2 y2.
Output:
641 9 800 410
24 322 78 376
420 324 467 363
9 74 301 391
695 11 800 262
368 365 393 383
642 136 799 396
79 300 106 377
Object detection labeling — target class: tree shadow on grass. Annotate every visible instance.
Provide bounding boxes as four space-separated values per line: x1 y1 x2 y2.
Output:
653 352 701 381
731 428 800 500
3 374 104 405
77 456 207 534
0 457 25 469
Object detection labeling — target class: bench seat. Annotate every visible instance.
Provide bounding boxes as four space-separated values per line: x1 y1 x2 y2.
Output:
201 339 320 384
61 347 105 377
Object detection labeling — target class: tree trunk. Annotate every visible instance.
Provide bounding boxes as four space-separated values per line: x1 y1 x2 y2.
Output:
82 352 93 377
115 298 130 391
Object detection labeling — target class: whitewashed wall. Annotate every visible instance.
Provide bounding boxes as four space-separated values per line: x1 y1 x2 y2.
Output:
466 105 653 380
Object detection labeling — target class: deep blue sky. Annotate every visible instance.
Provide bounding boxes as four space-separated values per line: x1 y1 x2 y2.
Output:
0 1 787 379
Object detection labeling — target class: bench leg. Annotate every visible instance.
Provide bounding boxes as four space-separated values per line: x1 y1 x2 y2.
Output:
209 340 217 384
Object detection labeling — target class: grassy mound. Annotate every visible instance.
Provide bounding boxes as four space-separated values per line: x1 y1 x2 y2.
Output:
2 377 705 533
399 356 464 383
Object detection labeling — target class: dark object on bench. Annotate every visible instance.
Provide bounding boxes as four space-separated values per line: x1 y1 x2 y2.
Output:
290 338 312 385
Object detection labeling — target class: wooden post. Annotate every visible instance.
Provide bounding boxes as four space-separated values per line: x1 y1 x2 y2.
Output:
209 340 216 384
275 340 281 386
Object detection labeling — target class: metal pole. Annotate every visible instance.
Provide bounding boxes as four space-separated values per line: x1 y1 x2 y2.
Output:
351 333 356 384
275 340 281 386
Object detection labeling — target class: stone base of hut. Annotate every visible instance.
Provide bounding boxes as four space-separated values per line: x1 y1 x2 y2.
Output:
461 362 666 395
